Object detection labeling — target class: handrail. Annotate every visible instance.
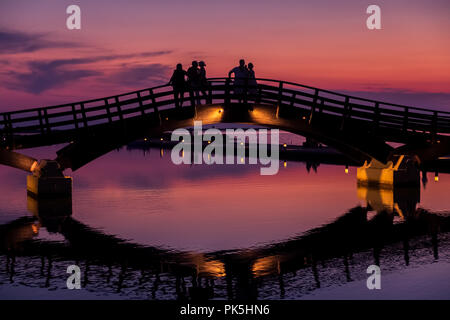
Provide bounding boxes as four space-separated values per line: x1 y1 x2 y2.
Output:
1 77 449 143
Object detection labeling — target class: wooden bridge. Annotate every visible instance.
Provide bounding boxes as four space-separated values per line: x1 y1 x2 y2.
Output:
1 78 450 173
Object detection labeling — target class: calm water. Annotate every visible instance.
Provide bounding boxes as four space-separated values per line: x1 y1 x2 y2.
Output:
0 139 449 300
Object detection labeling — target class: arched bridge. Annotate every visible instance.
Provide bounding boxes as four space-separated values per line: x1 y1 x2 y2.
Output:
1 78 449 172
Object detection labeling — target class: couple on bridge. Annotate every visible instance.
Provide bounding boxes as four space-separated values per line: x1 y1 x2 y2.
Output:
169 59 257 108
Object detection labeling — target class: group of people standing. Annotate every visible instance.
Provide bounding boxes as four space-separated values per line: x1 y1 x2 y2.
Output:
168 59 257 107
169 60 209 108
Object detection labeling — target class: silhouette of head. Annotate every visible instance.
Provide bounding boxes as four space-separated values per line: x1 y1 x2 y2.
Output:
248 63 254 70
176 63 182 71
239 59 245 67
192 61 198 68
199 61 206 67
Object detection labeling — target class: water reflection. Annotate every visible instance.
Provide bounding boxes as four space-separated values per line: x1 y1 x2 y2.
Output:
0 189 449 300
0 145 449 299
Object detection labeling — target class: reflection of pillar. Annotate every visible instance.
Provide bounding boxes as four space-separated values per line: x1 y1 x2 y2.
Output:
403 237 410 266
27 160 72 198
311 258 320 288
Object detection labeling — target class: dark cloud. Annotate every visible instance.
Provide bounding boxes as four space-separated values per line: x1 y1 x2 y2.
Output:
4 51 173 94
111 64 171 86
0 29 79 54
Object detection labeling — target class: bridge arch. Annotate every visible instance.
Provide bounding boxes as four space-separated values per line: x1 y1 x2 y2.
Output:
1 78 449 172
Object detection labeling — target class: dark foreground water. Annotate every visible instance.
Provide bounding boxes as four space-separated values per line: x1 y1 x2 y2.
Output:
0 141 449 300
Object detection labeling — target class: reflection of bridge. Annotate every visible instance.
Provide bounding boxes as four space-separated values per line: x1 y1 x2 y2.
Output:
1 78 450 175
1 189 449 299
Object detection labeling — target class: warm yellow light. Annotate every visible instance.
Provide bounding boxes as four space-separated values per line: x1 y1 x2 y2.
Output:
283 161 287 168
283 143 287 148
160 138 163 141
345 166 349 174
160 148 164 157
208 141 211 144
218 108 223 113
302 116 306 120
435 173 439 182
240 142 244 146
240 157 244 163
144 138 148 141
31 224 38 234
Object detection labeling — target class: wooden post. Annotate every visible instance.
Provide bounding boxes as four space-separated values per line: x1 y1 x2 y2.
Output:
290 92 296 107
403 107 409 133
277 82 284 107
38 109 45 134
340 96 350 130
43 108 51 133
431 111 438 142
137 91 146 116
114 97 124 122
373 102 380 130
80 103 88 128
149 89 158 113
225 78 231 106
104 99 112 123
309 89 318 125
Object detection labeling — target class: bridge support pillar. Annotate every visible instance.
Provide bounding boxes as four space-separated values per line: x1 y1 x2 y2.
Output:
27 160 72 198
357 155 420 188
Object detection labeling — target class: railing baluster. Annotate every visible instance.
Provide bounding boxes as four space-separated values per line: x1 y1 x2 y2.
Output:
38 109 45 134
43 108 51 133
373 102 380 130
403 107 409 133
225 78 231 106
104 99 112 123
431 111 438 141
71 104 79 130
256 85 262 104
80 103 88 128
136 91 146 116
340 97 350 130
149 89 158 113
290 92 296 107
309 89 319 125
277 82 284 107
114 97 124 122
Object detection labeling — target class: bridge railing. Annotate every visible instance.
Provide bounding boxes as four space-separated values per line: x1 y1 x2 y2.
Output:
1 78 450 143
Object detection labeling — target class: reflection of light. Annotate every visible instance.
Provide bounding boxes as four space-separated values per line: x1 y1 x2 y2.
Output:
160 148 164 157
182 150 185 158
252 256 279 277
144 138 148 141
283 143 287 148
160 138 163 141
240 142 244 146
283 161 287 168
435 172 439 182
208 141 211 144
345 165 349 174
302 116 306 120
218 108 223 113
31 224 38 234
30 161 38 172
240 157 244 163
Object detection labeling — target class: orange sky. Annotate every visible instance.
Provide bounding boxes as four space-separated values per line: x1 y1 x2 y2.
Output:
0 0 449 110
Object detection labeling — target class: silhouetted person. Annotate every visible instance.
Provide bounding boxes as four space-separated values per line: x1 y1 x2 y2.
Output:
169 64 187 108
198 61 210 104
247 62 257 96
187 61 201 104
228 59 249 102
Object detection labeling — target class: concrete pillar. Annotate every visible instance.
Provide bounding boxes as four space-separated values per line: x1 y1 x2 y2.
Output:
27 160 72 198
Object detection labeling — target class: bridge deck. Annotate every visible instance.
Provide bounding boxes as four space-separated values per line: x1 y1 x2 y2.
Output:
1 78 449 151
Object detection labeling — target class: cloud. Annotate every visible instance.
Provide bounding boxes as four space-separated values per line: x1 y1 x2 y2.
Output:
0 29 80 54
4 51 173 94
111 64 171 86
